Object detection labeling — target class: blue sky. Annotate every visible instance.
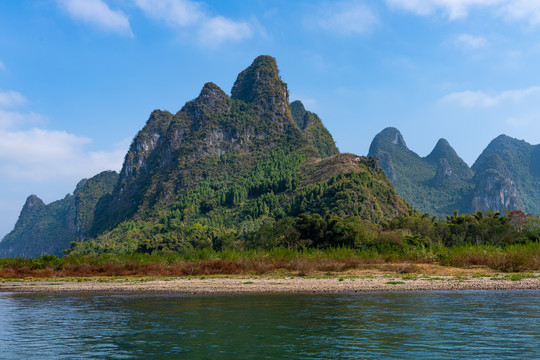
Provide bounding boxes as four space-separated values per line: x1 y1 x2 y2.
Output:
1 0 540 237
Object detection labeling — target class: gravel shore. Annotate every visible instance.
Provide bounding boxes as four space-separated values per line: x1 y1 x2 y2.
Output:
1 274 539 294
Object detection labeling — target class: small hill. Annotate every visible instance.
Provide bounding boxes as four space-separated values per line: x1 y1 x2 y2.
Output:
0 171 118 257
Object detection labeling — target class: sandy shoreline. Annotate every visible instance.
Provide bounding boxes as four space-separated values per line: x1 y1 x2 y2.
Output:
1 273 539 294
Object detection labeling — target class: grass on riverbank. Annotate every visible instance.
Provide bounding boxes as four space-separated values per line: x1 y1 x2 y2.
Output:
0 242 539 278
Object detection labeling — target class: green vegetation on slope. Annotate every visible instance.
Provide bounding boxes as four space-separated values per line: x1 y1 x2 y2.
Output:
472 135 540 214
18 209 540 274
0 171 118 257
368 127 475 216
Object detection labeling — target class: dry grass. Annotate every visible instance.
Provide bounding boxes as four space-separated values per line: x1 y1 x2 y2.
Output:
1 243 538 278
439 243 540 272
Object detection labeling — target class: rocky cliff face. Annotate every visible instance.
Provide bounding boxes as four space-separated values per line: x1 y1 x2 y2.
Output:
472 135 540 214
290 100 339 158
472 170 522 212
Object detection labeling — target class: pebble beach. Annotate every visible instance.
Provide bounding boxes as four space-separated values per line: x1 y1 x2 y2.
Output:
2 273 539 294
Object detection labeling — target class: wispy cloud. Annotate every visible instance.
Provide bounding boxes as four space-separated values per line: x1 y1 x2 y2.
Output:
132 0 204 27
499 0 540 26
385 0 502 20
315 1 379 36
441 86 540 107
0 109 43 129
197 16 252 46
386 0 540 25
0 128 127 181
57 0 133 36
0 90 26 108
455 34 489 50
0 89 41 129
133 0 254 46
0 60 5 72
0 89 126 181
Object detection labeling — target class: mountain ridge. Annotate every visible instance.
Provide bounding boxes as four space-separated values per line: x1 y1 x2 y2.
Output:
369 127 538 216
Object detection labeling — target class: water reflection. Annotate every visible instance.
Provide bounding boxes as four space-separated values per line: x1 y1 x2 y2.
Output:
0 291 538 359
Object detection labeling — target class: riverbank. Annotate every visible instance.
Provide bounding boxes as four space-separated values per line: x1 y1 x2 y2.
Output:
2 271 539 294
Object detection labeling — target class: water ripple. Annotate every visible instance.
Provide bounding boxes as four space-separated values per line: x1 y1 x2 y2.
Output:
0 291 538 359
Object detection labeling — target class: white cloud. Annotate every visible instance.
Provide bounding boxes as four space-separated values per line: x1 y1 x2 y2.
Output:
0 128 126 181
0 90 27 108
386 0 502 19
441 86 540 107
455 34 489 50
499 0 540 26
0 90 126 181
133 0 204 27
0 89 43 129
386 0 540 26
385 0 540 25
0 60 5 72
197 16 252 46
133 0 254 45
58 0 133 36
316 1 379 35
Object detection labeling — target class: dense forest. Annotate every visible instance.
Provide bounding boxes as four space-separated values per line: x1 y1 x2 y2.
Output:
66 209 540 256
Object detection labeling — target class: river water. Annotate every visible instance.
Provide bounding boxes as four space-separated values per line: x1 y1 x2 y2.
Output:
0 290 538 359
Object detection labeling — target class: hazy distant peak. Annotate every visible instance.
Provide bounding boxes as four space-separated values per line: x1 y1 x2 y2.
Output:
22 195 45 213
368 127 407 156
426 138 456 162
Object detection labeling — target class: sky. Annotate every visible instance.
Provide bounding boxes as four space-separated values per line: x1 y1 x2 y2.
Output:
1 0 540 237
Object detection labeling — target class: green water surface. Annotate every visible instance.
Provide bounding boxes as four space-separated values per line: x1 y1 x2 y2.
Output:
0 290 538 359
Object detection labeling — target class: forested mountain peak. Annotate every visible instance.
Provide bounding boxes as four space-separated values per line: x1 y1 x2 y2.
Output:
472 134 529 172
18 195 45 225
231 55 290 118
469 134 540 214
426 138 454 162
191 82 230 110
368 127 407 155
425 138 473 181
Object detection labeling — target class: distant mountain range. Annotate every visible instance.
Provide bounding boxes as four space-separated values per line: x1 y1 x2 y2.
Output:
368 127 540 217
0 56 408 257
